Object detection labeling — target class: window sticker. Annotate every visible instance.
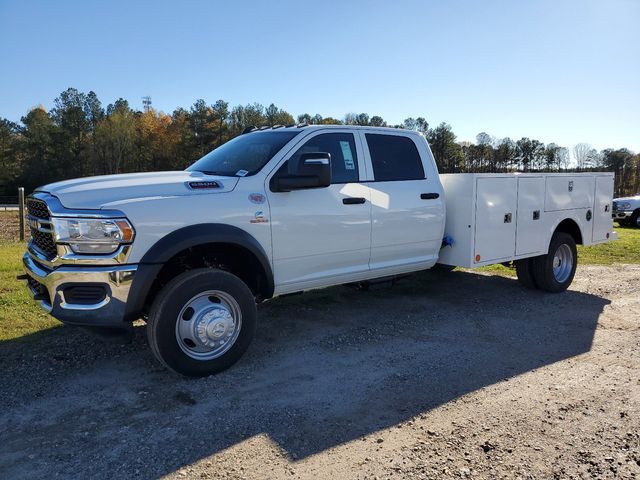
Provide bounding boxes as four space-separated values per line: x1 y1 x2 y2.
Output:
235 169 249 177
339 141 356 170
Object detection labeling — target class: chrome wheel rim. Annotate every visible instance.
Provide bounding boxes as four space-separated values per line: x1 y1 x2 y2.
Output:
175 290 242 361
552 244 573 284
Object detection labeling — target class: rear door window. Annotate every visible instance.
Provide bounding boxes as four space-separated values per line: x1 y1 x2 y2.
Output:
365 134 425 181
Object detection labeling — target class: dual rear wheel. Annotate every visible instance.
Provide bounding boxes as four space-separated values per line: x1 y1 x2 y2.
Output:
515 232 577 293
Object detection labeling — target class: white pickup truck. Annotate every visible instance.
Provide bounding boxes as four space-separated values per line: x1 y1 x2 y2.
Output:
612 194 640 227
21 125 616 376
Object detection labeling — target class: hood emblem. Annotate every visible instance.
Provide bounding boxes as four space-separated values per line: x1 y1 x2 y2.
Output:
188 181 222 190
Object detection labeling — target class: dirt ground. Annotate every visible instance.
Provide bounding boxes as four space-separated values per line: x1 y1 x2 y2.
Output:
0 265 638 480
0 210 27 242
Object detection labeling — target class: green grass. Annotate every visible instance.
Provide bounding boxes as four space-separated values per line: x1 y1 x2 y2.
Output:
0 227 638 342
578 227 640 265
0 242 58 341
474 226 640 277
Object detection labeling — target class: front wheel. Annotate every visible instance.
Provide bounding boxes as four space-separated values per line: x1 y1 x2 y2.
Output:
631 210 640 229
532 232 577 293
147 268 257 377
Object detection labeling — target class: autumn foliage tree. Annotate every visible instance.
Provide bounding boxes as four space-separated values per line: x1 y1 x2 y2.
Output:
0 87 638 197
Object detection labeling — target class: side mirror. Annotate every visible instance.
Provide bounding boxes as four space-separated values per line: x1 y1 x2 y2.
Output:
272 152 331 192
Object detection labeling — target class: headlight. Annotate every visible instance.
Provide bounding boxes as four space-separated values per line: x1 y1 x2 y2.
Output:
51 218 135 254
617 202 631 210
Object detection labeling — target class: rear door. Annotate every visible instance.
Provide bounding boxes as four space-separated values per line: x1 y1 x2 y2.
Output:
363 132 444 270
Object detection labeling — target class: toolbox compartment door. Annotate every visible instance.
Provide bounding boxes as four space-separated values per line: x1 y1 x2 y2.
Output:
592 175 614 242
545 176 594 211
474 177 517 263
516 176 546 255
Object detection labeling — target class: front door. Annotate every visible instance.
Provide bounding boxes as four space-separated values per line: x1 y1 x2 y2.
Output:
267 131 372 292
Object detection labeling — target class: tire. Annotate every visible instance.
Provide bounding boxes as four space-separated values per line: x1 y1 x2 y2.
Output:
515 258 537 289
147 268 257 377
617 219 630 227
532 232 577 293
631 210 640 229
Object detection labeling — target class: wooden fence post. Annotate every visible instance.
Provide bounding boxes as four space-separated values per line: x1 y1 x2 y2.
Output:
18 187 25 241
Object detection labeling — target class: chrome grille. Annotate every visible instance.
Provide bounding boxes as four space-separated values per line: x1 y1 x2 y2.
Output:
31 229 57 258
27 198 57 259
27 198 50 219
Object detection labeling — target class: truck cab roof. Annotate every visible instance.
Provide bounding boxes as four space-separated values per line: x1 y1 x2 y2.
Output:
244 124 424 137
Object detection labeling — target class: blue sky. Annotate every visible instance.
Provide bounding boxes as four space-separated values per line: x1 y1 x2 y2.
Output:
1 0 638 152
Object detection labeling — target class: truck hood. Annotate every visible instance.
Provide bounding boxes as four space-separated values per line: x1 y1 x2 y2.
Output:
614 195 640 202
37 171 239 209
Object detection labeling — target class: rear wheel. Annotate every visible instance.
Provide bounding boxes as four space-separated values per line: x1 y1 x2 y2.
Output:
532 232 577 293
147 268 257 377
515 258 537 289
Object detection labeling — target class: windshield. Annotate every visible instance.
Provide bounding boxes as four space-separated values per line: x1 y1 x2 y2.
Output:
187 130 302 176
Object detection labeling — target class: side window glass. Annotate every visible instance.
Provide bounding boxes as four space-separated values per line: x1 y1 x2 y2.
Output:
365 134 425 181
288 133 359 183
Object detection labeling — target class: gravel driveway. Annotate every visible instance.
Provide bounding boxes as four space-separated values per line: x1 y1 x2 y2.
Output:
1 265 638 479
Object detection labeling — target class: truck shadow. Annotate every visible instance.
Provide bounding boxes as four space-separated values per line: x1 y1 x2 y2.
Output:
0 269 609 479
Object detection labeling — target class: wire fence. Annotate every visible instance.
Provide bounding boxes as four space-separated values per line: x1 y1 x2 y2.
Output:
0 190 26 241
0 196 19 211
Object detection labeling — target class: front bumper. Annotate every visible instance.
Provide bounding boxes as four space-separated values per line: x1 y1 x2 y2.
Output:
612 210 632 220
22 252 137 327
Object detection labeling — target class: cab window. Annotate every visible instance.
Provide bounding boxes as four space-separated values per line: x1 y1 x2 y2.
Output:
365 134 425 181
287 133 359 184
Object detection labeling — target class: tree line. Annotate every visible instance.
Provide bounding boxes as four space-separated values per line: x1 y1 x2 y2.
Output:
1 87 638 197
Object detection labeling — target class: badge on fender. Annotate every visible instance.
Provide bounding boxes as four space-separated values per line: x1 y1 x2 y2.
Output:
249 193 266 204
250 211 269 224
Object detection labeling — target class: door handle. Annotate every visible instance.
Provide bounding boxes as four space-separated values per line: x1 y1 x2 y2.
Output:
420 193 440 200
342 197 366 205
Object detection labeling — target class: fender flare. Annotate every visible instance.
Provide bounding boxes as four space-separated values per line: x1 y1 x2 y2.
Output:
124 224 274 321
546 215 586 253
